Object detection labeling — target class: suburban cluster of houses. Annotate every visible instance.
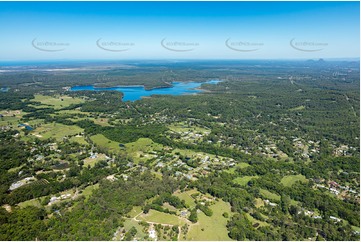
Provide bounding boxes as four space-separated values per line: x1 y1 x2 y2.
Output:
314 180 359 200
9 177 36 191
333 144 355 156
264 199 277 207
48 193 72 205
167 124 210 145
297 209 322 219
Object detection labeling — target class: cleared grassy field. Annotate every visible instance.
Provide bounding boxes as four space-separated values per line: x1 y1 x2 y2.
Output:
125 138 163 163
91 136 164 160
245 213 269 227
83 153 109 168
17 198 43 208
254 198 265 208
81 183 99 201
138 209 183 226
28 104 52 109
352 225 360 232
236 162 251 169
126 138 163 153
289 105 305 111
33 123 83 141
0 109 27 118
233 175 259 186
152 171 163 179
290 199 300 206
226 162 250 174
128 206 143 218
90 134 123 154
65 116 112 127
69 135 88 145
186 199 232 241
281 174 308 187
168 122 210 134
26 119 45 127
163 203 177 212
31 94 84 109
0 115 20 126
123 219 147 240
93 118 112 127
174 190 197 208
260 189 281 201
8 164 26 173
56 109 90 115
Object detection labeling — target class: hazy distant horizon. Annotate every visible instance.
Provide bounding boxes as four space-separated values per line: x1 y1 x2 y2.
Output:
0 57 360 65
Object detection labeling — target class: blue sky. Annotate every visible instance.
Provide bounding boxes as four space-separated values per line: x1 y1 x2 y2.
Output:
0 1 359 60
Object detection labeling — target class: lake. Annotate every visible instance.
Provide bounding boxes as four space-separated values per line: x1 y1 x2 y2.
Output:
70 80 221 101
18 123 33 131
0 87 9 92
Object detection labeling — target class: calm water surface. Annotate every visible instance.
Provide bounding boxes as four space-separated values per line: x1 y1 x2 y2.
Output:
71 80 221 101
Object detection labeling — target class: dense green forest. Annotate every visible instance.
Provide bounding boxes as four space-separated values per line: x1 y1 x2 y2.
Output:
0 60 359 240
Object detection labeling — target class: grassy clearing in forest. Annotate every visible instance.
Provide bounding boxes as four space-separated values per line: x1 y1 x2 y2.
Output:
233 175 259 186
186 199 232 241
33 123 83 140
281 174 308 187
31 95 84 109
260 189 281 201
